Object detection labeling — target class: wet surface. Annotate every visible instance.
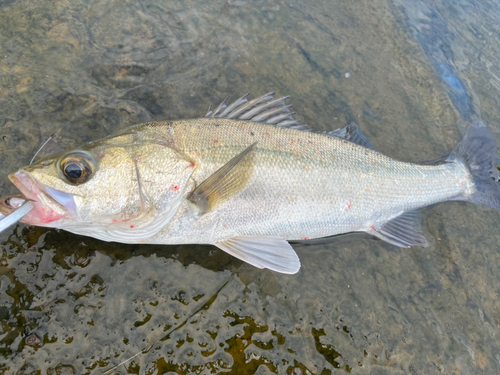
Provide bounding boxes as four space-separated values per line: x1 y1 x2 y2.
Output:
1 0 500 373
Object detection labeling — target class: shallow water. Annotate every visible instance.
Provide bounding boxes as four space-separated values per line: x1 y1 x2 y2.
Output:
1 0 500 373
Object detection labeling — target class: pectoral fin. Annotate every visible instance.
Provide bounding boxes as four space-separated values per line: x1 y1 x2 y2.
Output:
188 142 257 214
215 236 301 274
369 210 428 248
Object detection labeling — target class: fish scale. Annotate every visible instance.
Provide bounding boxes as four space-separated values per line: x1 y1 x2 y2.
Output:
128 118 471 244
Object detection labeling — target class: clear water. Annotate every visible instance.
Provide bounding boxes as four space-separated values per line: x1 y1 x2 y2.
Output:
1 0 500 373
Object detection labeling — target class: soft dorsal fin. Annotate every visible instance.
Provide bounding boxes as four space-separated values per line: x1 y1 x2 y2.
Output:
328 123 378 151
188 142 257 214
215 236 301 274
206 92 308 130
369 210 428 248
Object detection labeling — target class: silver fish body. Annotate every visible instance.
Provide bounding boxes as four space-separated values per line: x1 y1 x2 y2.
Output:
5 93 500 273
123 118 471 244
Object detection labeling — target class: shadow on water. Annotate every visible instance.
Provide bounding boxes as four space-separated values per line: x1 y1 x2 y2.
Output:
1 0 500 374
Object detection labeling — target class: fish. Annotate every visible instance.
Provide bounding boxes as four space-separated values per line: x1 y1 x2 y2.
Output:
2 92 500 274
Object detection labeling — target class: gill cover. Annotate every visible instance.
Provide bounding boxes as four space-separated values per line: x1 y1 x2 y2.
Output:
62 143 195 243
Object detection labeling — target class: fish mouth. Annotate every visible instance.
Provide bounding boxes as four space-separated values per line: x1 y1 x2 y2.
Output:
8 171 76 226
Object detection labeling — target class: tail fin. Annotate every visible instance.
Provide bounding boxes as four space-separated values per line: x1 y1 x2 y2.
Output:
451 121 500 209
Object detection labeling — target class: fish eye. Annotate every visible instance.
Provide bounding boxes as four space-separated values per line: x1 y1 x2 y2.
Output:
60 152 94 185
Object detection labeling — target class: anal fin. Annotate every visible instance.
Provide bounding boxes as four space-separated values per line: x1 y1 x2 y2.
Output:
369 210 428 248
215 236 301 274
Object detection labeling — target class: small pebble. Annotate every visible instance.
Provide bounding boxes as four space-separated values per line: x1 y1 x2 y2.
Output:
26 333 42 347
56 365 75 375
345 72 350 78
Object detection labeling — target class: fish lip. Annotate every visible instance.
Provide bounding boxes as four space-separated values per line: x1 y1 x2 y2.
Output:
8 171 72 225
9 172 37 202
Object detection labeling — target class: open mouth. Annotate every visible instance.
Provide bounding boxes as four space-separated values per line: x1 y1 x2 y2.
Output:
8 171 73 225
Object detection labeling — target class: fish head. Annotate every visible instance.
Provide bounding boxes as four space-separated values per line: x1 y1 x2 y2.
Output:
9 135 195 234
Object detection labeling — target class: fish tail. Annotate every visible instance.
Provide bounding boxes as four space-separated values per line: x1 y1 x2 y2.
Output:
450 120 500 209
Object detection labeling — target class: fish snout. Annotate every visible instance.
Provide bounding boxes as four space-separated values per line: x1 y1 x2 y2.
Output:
8 171 70 225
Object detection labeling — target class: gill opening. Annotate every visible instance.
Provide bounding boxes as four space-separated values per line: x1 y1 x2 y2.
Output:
134 157 153 215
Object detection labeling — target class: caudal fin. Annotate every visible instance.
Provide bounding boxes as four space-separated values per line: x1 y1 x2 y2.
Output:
451 121 500 209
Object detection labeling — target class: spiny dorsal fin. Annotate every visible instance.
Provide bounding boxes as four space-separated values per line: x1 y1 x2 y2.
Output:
188 142 257 214
206 93 308 130
369 210 428 248
205 94 380 150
